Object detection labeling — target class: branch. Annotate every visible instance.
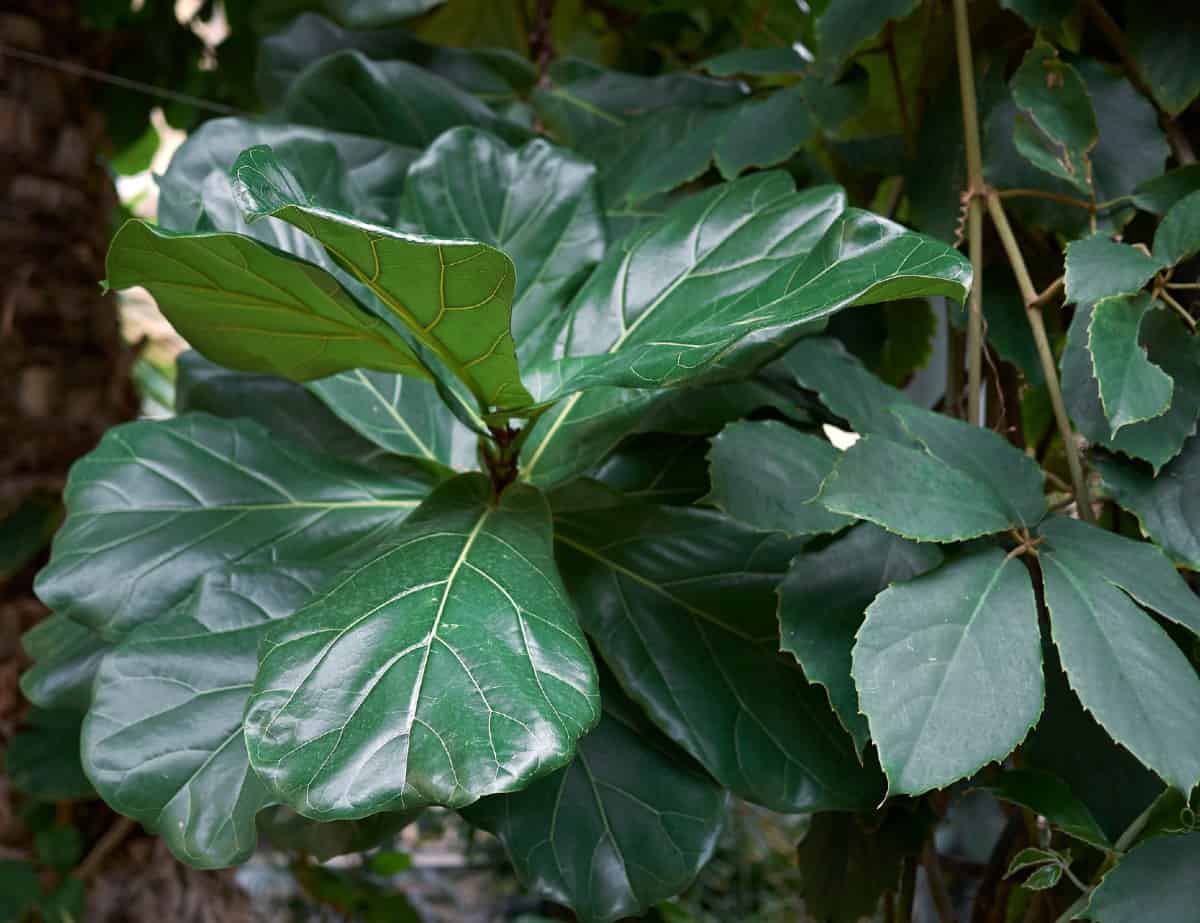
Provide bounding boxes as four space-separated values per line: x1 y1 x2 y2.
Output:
73 816 137 882
923 844 959 923
985 192 1095 521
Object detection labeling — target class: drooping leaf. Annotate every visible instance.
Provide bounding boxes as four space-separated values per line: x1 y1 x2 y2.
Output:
106 221 431 384
815 0 921 71
1064 235 1162 306
233 144 532 409
1153 189 1200 268
1038 516 1200 794
19 615 111 712
464 680 727 923
1125 0 1200 116
705 421 853 536
1083 832 1200 922
779 523 944 752
1020 862 1064 891
7 709 95 801
82 567 323 868
35 414 437 640
1010 42 1097 194
1095 436 1200 570
983 769 1110 850
591 434 711 506
773 336 916 443
244 474 600 819
1089 293 1174 435
396 127 606 350
552 486 881 812
853 548 1043 796
1063 303 1200 471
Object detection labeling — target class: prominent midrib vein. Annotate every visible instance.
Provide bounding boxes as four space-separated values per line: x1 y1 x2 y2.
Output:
353 369 437 461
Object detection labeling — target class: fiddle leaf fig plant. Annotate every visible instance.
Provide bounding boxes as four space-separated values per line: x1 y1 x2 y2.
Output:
21 1 1200 921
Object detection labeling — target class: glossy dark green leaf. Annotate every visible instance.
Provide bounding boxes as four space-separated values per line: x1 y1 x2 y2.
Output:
1083 833 1200 922
82 567 322 868
1095 436 1200 570
773 336 916 443
815 0 920 70
1125 1 1200 116
591 434 711 506
1063 303 1200 471
1010 42 1096 194
795 809 930 923
19 615 111 712
233 144 531 409
1038 517 1200 793
1133 164 1200 215
279 50 530 149
983 769 1110 850
1089 293 1174 434
245 474 600 819
553 487 880 812
35 413 436 640
106 221 429 383
257 808 415 862
700 47 806 77
396 127 606 349
255 0 444 31
256 12 533 107
779 524 943 752
853 548 1043 795
705 421 853 536
7 709 95 801
1064 236 1162 306
465 681 727 923
638 376 812 437
1153 189 1200 268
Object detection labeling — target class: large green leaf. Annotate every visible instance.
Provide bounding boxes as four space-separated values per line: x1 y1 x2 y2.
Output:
1064 235 1162 306
1095 436 1200 570
233 144 532 409
1063 303 1200 472
1132 164 1200 215
464 680 727 923
1153 189 1200 268
396 127 606 349
1038 517 1200 794
244 474 600 819
1125 0 1200 116
982 769 1110 851
706 421 853 536
1010 42 1097 194
254 0 444 31
1083 832 1200 922
1089 294 1174 435
552 486 880 812
19 614 111 712
591 434 711 506
278 50 529 150
35 413 437 640
106 220 429 384
815 0 920 71
778 524 943 752
853 548 1043 796
82 567 322 868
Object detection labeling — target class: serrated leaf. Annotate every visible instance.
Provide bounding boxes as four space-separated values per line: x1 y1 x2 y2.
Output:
1011 42 1096 194
233 144 531 409
1063 303 1200 471
779 524 943 753
19 615 111 712
82 567 322 868
984 769 1111 850
1095 436 1200 570
1006 846 1062 878
1153 188 1200 268
7 709 95 801
853 548 1043 796
244 474 600 819
706 421 853 536
1089 294 1174 435
1125 1 1200 117
105 220 430 384
35 414 437 640
464 681 727 923
1083 832 1200 922
1038 518 1200 794
552 488 881 812
396 126 606 351
1133 164 1200 215
1022 863 1063 891
1064 236 1162 306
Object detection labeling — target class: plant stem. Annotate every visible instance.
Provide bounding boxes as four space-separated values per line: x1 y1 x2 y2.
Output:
995 188 1094 212
1167 282 1200 290
985 192 1095 522
897 855 918 923
1159 289 1197 330
885 23 916 156
952 0 985 426
923 843 958 923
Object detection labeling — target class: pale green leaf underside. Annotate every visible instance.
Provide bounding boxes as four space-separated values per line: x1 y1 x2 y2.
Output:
244 474 600 819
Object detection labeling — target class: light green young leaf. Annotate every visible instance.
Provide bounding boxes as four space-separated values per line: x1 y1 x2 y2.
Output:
1089 293 1174 435
1021 863 1063 891
779 524 943 753
1095 436 1200 570
464 680 727 923
233 144 532 409
1153 188 1200 267
244 474 600 819
853 548 1043 796
1011 42 1097 193
1083 832 1200 922
35 414 438 640
705 421 853 536
1064 235 1162 306
83 567 323 868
